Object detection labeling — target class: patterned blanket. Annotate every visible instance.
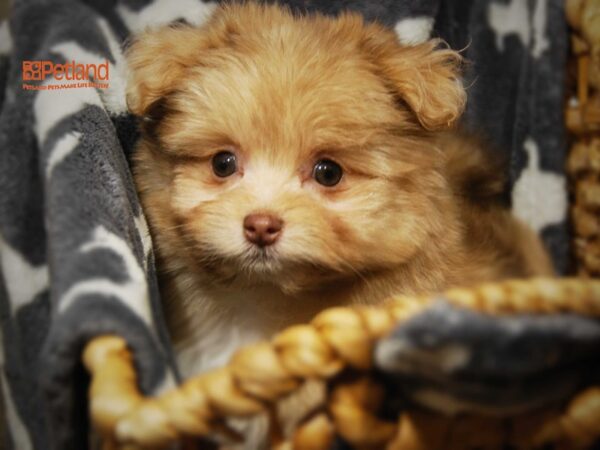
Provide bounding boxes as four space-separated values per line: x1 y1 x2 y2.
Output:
0 0 570 448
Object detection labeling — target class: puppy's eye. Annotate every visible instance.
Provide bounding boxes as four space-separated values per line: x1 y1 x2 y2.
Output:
313 159 343 186
212 151 238 177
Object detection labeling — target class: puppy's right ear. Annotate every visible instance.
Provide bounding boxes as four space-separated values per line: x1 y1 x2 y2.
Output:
125 25 207 117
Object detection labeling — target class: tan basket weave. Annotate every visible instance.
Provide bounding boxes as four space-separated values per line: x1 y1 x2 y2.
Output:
83 2 600 449
566 0 600 276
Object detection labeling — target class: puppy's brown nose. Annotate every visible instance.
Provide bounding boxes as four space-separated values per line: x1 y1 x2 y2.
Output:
243 213 283 247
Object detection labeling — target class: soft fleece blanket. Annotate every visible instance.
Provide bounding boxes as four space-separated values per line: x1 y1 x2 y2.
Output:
0 0 572 449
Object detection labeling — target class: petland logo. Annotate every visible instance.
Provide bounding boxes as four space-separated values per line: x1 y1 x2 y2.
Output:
22 60 110 90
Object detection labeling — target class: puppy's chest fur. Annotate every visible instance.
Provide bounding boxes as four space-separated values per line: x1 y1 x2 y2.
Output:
166 279 335 378
174 290 271 378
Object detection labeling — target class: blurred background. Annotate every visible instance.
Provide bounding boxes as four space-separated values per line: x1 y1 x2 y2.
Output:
0 0 8 19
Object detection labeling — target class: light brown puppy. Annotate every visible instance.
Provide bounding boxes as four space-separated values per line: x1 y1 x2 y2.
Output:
127 3 553 379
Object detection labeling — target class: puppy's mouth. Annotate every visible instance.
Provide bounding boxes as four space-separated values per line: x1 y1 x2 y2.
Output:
239 244 284 273
193 243 286 284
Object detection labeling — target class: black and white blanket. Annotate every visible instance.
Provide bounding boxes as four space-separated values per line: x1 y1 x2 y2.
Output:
0 0 573 449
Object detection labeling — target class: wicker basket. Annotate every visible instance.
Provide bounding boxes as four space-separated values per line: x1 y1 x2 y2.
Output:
566 0 600 276
83 2 600 449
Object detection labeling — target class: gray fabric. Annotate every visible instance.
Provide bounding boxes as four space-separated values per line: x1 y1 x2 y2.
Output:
376 300 600 415
0 0 569 449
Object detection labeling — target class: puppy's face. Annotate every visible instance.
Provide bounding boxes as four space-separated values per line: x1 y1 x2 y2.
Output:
128 4 465 293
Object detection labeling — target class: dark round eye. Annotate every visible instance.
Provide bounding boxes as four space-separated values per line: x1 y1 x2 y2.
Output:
312 159 343 187
211 151 237 177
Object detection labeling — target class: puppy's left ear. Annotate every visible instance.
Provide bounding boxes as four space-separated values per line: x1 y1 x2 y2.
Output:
364 34 466 130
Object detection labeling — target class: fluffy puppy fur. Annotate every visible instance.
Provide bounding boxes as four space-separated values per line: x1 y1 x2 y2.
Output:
127 3 554 380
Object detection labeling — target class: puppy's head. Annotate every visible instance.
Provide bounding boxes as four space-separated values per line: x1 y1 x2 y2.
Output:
128 3 466 293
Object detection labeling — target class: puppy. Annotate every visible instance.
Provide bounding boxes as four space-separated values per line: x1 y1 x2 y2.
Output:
127 3 554 383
